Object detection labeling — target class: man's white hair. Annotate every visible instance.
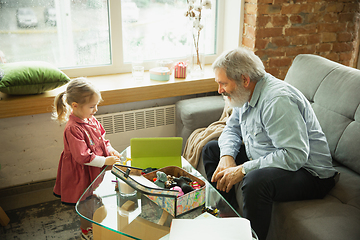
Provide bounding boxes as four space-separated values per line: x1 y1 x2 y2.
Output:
212 47 266 83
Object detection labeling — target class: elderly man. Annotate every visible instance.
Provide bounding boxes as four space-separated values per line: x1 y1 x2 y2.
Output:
202 47 337 240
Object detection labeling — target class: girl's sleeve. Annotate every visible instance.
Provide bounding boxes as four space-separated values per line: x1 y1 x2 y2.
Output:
65 125 95 164
84 155 105 167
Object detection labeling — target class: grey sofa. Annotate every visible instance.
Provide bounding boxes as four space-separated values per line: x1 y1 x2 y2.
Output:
175 54 360 240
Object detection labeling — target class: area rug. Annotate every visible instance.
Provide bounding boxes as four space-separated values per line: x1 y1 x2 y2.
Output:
0 200 81 240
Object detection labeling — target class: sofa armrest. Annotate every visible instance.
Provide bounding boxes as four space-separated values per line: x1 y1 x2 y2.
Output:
175 95 225 151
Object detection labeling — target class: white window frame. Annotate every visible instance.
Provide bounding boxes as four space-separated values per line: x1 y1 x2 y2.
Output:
62 0 243 78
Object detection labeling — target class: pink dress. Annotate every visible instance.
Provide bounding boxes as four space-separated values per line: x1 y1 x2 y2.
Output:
53 113 112 204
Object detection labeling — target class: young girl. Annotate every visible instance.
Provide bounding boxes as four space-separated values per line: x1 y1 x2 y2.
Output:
52 77 120 240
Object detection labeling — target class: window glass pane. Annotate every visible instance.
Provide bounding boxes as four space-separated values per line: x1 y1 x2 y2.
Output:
121 0 217 63
0 0 218 73
0 0 111 68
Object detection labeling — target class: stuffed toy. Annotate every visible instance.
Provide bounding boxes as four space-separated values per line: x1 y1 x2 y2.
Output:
154 171 167 188
170 186 184 197
172 176 194 194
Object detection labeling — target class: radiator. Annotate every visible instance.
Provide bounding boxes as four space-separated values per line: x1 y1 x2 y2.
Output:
96 105 176 151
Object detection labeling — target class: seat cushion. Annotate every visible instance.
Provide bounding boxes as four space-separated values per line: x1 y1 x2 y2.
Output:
329 164 360 210
267 196 360 240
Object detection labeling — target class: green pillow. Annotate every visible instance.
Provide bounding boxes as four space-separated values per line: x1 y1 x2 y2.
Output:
0 61 70 95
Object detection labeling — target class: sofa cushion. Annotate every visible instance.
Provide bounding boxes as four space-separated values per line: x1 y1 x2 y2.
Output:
0 61 70 95
284 54 360 174
175 95 225 150
267 196 360 240
284 54 338 103
236 165 360 240
267 163 360 240
330 165 360 210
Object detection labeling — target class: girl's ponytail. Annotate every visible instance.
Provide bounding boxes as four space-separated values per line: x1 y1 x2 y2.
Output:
52 91 69 124
51 77 101 124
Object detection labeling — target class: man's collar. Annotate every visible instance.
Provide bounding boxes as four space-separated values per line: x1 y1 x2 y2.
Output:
248 75 266 108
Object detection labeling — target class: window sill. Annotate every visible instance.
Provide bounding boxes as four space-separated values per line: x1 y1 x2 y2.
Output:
0 65 217 119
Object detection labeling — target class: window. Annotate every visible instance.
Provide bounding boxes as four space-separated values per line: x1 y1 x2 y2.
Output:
0 0 241 78
122 0 217 61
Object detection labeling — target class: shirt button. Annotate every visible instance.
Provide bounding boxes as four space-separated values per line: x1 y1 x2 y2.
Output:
99 137 101 140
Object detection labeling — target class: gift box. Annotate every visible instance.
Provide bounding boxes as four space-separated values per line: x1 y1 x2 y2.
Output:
150 67 170 81
174 62 187 78
111 165 205 217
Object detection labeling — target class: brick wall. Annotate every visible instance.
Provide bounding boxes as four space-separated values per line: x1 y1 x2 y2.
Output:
242 0 360 79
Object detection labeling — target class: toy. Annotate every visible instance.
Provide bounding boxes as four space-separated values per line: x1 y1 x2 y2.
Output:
202 206 219 217
173 176 194 194
164 175 175 189
171 186 184 197
153 173 199 195
154 171 167 188
191 181 201 190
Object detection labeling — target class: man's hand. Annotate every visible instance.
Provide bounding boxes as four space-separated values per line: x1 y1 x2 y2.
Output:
214 165 245 193
211 155 237 183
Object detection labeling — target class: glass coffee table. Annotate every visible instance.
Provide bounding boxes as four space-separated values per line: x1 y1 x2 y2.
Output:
76 147 258 240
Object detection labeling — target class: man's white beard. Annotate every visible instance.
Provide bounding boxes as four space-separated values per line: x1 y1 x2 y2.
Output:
222 84 251 108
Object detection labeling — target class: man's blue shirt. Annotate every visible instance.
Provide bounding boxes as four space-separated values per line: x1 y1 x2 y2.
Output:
219 73 336 178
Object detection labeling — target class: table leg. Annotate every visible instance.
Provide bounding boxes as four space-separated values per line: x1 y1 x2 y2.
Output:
158 210 169 226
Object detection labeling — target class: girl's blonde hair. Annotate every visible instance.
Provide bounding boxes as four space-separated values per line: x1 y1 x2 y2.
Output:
52 77 102 124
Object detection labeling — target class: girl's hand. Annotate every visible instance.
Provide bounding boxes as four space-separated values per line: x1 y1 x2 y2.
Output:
104 156 120 165
109 149 121 158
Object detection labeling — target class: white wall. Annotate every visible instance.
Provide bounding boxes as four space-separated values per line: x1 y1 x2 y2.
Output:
0 112 64 189
0 95 194 189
